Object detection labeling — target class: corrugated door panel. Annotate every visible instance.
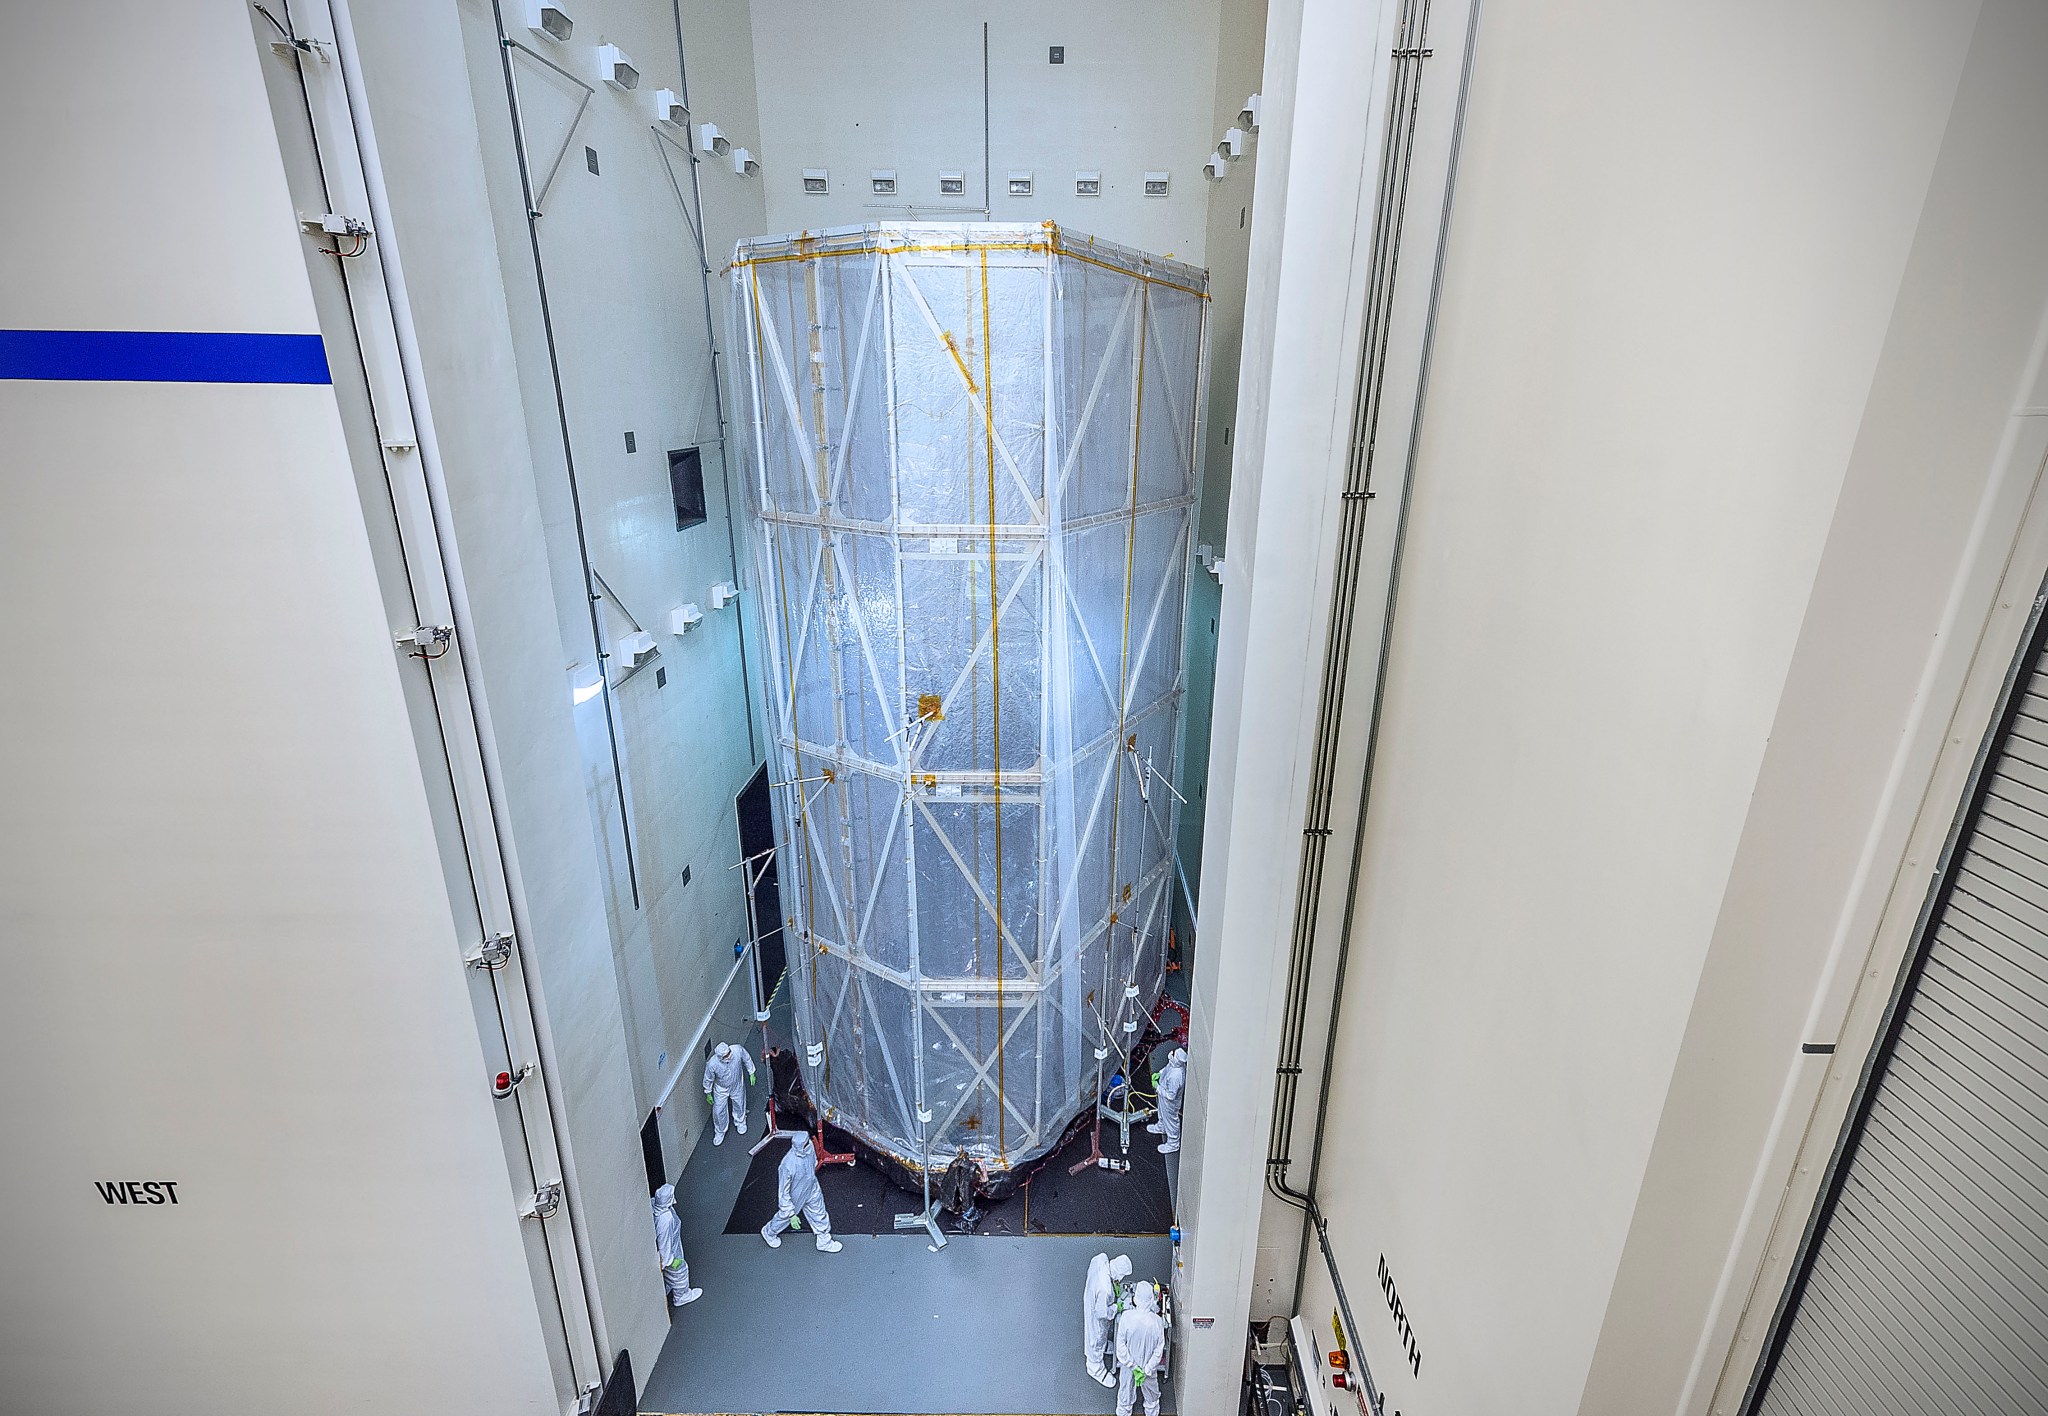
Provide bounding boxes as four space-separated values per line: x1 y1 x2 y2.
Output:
1753 631 2048 1413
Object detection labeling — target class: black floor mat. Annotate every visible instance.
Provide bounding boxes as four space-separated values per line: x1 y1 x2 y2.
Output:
723 1117 1175 1237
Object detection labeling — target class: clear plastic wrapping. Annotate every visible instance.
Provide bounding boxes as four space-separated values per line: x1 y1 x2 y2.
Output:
732 222 1207 1188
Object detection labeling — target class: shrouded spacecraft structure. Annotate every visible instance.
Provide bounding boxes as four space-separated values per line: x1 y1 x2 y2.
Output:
732 222 1206 1192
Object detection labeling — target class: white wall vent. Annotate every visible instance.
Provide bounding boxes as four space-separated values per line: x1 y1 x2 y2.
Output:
1075 171 1101 197
596 45 639 91
1143 171 1169 197
871 170 897 196
938 170 966 196
524 2 571 41
803 168 830 194
1007 171 1034 197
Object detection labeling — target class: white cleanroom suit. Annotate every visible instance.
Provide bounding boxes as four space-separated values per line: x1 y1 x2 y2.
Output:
1083 1251 1134 1386
1150 1047 1187 1154
702 1042 758 1144
1115 1281 1168 1416
761 1131 840 1251
651 1184 701 1307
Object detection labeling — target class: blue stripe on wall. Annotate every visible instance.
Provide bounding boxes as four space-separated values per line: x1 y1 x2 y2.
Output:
0 330 331 384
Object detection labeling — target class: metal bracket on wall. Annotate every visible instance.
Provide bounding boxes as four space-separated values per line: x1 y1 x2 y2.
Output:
467 932 515 970
523 1180 565 1220
499 36 594 216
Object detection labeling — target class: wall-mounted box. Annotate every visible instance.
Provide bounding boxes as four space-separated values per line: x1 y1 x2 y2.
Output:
524 1 571 41
939 170 966 197
871 170 897 196
652 88 687 127
1143 171 1169 197
1220 127 1247 159
699 122 729 156
803 168 830 194
1075 171 1101 197
733 148 759 177
1007 171 1034 197
596 44 639 91
668 604 704 635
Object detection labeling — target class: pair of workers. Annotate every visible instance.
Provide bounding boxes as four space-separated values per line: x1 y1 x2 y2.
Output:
1084 1252 1168 1415
705 1035 841 1250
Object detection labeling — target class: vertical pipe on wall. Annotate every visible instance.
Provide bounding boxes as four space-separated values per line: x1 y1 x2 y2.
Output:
266 1 590 1390
325 0 616 1383
1286 1 1483 1315
665 0 759 762
982 23 992 215
485 0 642 909
1263 0 1435 1224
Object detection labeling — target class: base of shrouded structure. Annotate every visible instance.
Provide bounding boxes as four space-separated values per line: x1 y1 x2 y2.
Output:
818 1024 1177 1203
850 1107 1096 1203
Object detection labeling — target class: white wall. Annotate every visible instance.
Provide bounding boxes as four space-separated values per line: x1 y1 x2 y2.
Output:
747 0 1229 263
1226 2 2048 1415
0 3 557 1411
1588 2 2048 1409
435 0 773 1237
1174 0 1268 940
1172 0 1402 1404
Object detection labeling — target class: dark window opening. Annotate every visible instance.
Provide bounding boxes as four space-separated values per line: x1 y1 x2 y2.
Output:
668 446 707 531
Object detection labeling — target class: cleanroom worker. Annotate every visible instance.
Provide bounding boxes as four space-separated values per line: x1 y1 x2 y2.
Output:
650 1184 701 1308
702 1040 758 1145
1115 1280 1168 1416
761 1130 842 1252
1083 1250 1134 1387
1149 1046 1188 1155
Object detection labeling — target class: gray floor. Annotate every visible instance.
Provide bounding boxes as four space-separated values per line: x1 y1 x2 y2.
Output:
639 1094 1179 1415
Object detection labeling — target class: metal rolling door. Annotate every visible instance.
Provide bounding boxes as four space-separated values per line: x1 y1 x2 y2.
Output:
1751 623 2048 1414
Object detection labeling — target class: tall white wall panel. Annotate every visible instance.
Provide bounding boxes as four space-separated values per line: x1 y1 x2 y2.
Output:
0 3 558 1411
1190 2 2048 1416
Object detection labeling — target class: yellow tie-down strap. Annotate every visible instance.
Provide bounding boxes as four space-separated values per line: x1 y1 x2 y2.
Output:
728 224 1209 301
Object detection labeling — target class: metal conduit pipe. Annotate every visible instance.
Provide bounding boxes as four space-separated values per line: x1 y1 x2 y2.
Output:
484 0 642 909
1264 0 1436 1214
1287 0 1485 1314
326 0 616 1377
264 0 592 1381
663 0 758 761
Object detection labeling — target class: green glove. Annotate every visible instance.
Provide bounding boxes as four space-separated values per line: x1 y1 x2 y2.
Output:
705 1091 714 1104
1152 1072 1160 1085
790 1215 802 1230
1135 1373 1146 1386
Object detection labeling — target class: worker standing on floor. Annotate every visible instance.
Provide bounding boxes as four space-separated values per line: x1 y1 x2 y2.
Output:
1115 1281 1167 1416
1083 1251 1134 1387
650 1184 702 1308
761 1130 842 1252
1149 1046 1187 1155
702 1040 757 1145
